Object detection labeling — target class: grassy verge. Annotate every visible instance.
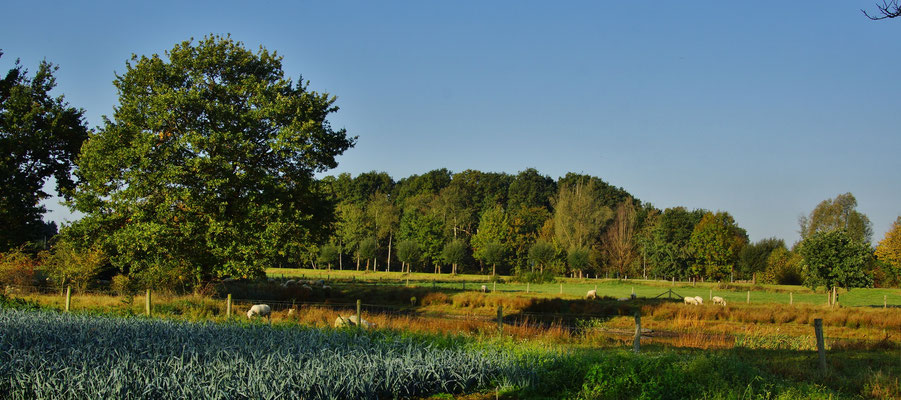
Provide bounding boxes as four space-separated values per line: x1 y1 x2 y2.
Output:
267 268 901 308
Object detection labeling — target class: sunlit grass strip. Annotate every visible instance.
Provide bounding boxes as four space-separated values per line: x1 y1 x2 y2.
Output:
0 308 533 399
267 267 901 307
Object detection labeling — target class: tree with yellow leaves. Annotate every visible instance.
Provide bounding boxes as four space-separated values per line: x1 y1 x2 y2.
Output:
875 217 901 282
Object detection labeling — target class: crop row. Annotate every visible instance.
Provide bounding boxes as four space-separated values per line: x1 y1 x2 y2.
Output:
0 308 534 399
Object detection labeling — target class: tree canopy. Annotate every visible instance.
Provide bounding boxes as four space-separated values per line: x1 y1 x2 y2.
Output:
799 193 872 244
0 51 88 251
687 211 748 281
65 35 355 285
800 230 873 292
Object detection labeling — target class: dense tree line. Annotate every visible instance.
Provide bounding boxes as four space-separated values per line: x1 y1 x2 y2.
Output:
314 169 754 283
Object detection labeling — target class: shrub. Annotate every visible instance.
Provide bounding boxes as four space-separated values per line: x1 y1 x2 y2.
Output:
0 248 36 287
40 241 105 291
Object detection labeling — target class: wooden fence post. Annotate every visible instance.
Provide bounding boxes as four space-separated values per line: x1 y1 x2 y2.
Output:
65 286 71 312
356 299 362 329
746 290 750 304
497 305 503 333
493 281 496 293
885 295 887 309
226 293 232 318
145 289 152 317
814 319 826 372
559 283 563 295
526 282 530 293
709 288 712 301
672 277 675 286
633 312 641 353
790 292 793 305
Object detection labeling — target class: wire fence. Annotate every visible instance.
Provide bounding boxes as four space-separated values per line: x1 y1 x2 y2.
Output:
3 282 899 353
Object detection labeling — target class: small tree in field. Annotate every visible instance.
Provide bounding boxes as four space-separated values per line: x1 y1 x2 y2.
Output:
800 230 873 302
396 240 421 274
479 242 506 276
318 244 340 271
358 237 378 271
441 239 467 275
528 240 556 273
567 247 590 278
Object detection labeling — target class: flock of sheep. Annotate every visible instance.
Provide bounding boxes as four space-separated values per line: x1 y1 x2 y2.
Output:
246 281 729 325
584 289 726 306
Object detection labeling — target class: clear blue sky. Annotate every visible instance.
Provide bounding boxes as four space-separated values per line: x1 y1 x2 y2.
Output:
2 1 898 245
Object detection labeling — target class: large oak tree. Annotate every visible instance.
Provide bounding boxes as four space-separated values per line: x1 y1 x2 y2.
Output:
66 36 354 286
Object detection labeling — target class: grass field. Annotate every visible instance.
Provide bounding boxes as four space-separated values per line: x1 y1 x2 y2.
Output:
3 293 899 399
267 267 901 308
8 270 901 398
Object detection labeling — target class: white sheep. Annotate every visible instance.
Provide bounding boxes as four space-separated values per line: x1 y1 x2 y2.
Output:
287 308 296 316
246 304 271 321
586 289 597 299
712 296 726 306
684 296 699 305
694 296 704 305
334 315 374 328
480 285 488 293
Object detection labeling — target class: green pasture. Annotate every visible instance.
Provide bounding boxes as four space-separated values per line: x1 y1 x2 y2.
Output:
267 268 901 308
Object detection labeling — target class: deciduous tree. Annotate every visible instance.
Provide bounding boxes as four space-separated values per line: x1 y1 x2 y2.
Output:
0 52 89 251
552 180 611 256
66 36 354 285
800 230 874 297
875 217 901 283
687 211 748 281
799 193 872 244
396 239 420 274
441 239 467 275
604 199 637 278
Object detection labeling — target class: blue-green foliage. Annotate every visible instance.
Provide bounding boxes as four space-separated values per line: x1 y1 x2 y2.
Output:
0 308 532 399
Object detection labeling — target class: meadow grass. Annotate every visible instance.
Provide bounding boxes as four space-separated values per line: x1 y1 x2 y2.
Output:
4 292 898 399
268 267 901 307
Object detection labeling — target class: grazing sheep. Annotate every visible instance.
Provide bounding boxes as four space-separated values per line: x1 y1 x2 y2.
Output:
284 279 297 286
480 285 488 293
684 296 699 305
334 315 374 328
712 296 726 306
315 279 325 286
694 296 703 305
616 297 630 301
287 308 296 317
586 289 597 299
246 304 271 321
301 284 312 291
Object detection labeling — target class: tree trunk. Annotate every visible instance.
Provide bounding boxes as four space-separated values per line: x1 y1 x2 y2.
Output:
356 254 360 271
387 233 393 272
339 241 343 270
492 263 496 276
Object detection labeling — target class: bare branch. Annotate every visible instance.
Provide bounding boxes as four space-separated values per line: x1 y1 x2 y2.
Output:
862 0 901 20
